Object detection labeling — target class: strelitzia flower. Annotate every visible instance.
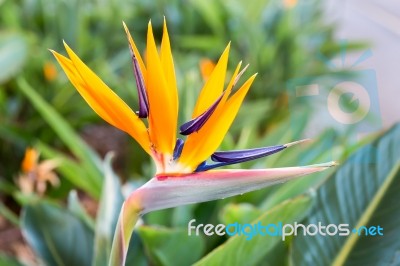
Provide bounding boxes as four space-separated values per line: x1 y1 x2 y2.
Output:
51 19 335 266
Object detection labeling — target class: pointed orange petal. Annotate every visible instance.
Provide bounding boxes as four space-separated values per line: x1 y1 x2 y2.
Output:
51 51 113 124
122 22 147 78
192 43 230 117
52 47 151 154
179 74 257 170
178 62 244 169
160 18 179 111
220 61 243 105
146 21 177 155
22 148 39 172
160 18 178 128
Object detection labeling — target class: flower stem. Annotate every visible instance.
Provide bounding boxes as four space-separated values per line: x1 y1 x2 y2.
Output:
108 199 142 266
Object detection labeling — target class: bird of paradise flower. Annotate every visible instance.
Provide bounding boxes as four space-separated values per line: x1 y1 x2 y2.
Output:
51 19 335 266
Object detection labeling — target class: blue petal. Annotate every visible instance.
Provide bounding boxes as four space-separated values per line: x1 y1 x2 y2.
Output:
173 138 184 160
195 161 224 172
195 140 310 172
195 145 285 172
128 45 149 118
211 145 286 164
195 145 287 172
179 93 224 135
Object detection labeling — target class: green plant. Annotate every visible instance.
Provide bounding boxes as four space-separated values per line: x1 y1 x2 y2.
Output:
18 124 399 266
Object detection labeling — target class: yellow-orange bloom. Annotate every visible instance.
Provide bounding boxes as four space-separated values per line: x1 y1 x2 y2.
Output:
51 19 257 175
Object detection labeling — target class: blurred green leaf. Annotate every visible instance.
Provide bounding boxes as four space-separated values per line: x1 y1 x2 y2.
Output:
0 253 23 266
137 226 205 266
0 123 28 145
67 190 95 230
219 203 261 225
229 99 273 133
93 153 124 266
189 0 224 35
291 124 400 265
125 232 148 266
0 32 27 84
176 35 222 51
0 179 16 195
0 202 19 226
21 201 94 266
172 205 196 227
36 141 99 198
12 191 42 207
228 114 313 204
194 196 313 266
259 131 339 211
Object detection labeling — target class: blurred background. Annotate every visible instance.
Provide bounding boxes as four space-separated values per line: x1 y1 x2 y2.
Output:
0 0 398 265
323 0 400 127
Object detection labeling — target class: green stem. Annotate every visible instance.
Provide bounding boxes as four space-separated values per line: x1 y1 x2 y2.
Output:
109 198 142 266
0 202 20 226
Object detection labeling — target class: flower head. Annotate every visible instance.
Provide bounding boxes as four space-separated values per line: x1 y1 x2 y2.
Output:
52 20 298 173
51 18 335 209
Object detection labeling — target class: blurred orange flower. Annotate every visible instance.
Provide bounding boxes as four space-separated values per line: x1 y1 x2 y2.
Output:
283 0 297 9
43 61 58 81
17 148 60 195
199 59 215 81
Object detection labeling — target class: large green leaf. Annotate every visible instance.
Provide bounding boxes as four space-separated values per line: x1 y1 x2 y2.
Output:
92 153 124 266
291 124 400 265
21 201 94 266
194 196 313 266
0 32 27 84
137 226 205 266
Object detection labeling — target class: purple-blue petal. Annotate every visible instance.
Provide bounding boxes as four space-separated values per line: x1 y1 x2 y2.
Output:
179 93 224 135
195 144 286 172
129 47 149 118
173 138 184 160
195 161 208 172
211 145 286 164
195 161 224 172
